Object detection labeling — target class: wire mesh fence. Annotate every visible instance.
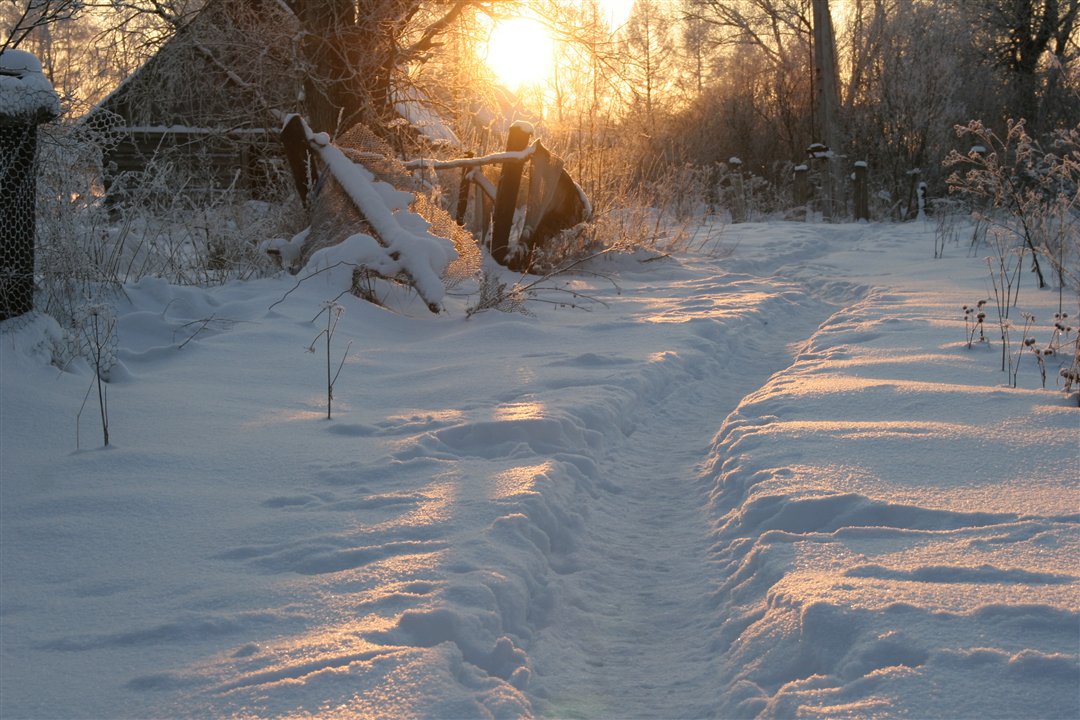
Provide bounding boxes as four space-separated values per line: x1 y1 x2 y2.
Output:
0 119 40 320
1 48 60 322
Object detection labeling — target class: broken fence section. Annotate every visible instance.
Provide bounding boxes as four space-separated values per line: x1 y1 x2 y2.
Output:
280 115 593 303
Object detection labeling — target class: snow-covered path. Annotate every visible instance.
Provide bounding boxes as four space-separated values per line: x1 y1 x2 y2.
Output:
532 407 720 719
3 220 1077 719
526 263 839 718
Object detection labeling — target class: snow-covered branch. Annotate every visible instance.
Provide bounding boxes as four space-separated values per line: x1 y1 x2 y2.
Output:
402 144 538 172
288 115 458 313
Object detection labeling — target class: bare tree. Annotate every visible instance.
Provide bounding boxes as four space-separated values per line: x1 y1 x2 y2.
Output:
842 1 978 209
621 0 676 131
1 0 82 54
963 0 1080 133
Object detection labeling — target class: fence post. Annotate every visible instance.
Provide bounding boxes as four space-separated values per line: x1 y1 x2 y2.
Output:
729 157 746 223
454 152 473 225
853 160 869 221
0 49 59 322
793 164 809 220
808 143 832 221
905 168 922 220
490 122 533 268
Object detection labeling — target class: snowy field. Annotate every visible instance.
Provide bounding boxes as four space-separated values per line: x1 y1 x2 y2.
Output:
2 219 1078 719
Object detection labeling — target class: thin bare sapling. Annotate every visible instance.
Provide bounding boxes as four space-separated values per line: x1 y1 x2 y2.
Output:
1012 312 1036 388
75 304 116 448
986 241 1027 373
308 300 351 419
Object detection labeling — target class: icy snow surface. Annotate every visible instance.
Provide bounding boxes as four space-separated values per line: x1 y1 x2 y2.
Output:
1 220 1077 719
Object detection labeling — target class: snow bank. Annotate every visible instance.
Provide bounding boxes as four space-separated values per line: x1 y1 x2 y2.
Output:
702 227 1079 718
1 219 1077 718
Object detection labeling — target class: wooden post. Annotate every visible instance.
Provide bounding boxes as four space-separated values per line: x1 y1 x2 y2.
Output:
793 164 809 220
729 157 746 223
905 168 921 220
853 160 869 221
490 122 532 268
281 114 320 207
808 143 831 221
454 152 473 225
473 179 491 244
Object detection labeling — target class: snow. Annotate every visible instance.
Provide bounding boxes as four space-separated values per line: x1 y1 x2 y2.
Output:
0 49 60 120
2 220 1078 719
393 87 462 147
292 116 458 312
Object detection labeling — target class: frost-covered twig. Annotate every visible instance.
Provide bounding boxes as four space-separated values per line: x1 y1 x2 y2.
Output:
1013 313 1036 388
177 315 215 350
75 305 116 448
269 261 358 312
308 301 352 420
963 300 987 348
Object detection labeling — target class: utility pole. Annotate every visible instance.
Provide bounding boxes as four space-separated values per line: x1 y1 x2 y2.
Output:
811 0 842 220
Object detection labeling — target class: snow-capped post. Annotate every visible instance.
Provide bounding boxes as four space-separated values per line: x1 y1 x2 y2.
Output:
793 164 809 220
729 157 746 223
853 161 870 221
491 121 533 268
905 168 922 220
808 142 832 221
0 49 60 321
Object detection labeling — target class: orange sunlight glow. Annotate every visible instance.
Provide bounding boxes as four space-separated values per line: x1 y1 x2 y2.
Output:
481 2 634 90
483 17 555 90
597 0 634 30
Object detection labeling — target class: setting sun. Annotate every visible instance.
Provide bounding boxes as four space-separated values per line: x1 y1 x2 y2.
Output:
482 17 556 90
597 0 634 29
481 2 635 90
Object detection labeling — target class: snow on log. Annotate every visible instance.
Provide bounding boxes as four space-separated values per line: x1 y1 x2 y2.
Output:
282 115 458 313
402 145 537 172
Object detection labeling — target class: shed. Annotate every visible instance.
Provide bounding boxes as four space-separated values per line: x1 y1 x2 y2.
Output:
84 0 302 201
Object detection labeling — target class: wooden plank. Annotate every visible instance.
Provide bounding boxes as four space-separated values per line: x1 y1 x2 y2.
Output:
490 123 532 268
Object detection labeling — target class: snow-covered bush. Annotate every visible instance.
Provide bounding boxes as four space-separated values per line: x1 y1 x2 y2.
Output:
945 119 1080 301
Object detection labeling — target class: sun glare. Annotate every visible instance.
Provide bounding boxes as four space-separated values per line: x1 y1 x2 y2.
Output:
481 3 635 91
597 0 634 30
483 17 555 90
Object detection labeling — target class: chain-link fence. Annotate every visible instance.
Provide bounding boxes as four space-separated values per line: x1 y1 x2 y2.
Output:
1 49 59 321
0 120 40 320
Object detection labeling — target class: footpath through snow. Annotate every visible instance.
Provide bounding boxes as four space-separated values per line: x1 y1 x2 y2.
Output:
1 220 1078 719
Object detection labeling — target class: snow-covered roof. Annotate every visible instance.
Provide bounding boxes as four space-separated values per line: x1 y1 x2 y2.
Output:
0 49 60 122
393 86 461 147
